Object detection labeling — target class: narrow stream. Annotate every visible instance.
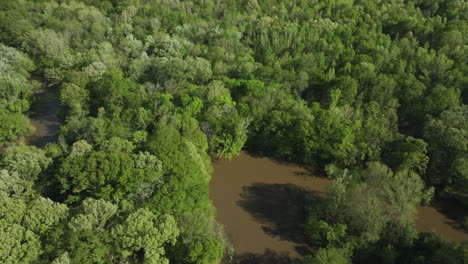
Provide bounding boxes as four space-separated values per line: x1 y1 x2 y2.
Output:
210 152 468 263
26 80 60 147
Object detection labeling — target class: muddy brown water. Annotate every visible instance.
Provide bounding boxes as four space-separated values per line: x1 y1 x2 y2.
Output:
416 203 468 242
210 152 467 263
210 152 330 263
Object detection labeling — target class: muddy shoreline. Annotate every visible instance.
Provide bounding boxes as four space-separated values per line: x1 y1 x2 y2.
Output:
210 153 330 263
210 152 467 262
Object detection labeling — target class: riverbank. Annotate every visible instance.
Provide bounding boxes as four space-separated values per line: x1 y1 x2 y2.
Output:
210 152 468 263
210 152 330 263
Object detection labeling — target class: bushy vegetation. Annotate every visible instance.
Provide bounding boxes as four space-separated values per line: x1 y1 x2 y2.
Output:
0 0 466 263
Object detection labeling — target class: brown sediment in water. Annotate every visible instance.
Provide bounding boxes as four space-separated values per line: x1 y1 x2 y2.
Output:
416 203 468 243
210 152 468 263
210 152 331 263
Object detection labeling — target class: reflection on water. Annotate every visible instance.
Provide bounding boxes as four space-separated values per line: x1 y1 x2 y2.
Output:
416 203 468 242
210 152 330 261
211 152 467 261
26 84 60 147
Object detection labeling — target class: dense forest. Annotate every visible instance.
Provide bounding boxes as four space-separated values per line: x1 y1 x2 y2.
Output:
0 0 467 263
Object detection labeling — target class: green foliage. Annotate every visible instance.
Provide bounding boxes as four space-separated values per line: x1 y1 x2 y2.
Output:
324 163 433 244
23 197 68 235
69 198 118 233
112 208 179 264
1 146 51 181
0 112 29 143
305 104 358 164
69 139 92 157
66 198 118 263
0 220 42 264
89 72 138 112
0 44 34 142
56 139 163 203
306 217 347 247
51 252 71 264
170 211 225 264
0 169 31 195
0 0 466 262
145 123 211 214
423 107 468 204
302 246 352 264
383 234 468 264
24 28 74 69
0 162 68 264
382 136 429 174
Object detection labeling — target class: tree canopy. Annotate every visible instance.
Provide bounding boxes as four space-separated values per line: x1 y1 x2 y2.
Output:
0 0 466 263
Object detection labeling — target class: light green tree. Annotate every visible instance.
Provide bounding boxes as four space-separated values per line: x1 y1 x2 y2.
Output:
51 252 71 264
0 220 42 264
24 28 74 69
112 208 179 264
23 197 68 235
0 169 31 196
326 162 432 244
69 139 93 157
1 146 51 181
69 198 118 232
302 247 352 264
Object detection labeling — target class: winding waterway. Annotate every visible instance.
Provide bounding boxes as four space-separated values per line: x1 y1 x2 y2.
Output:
210 152 468 263
22 78 467 263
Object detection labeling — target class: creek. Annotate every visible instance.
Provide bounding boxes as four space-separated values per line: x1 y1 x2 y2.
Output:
25 80 60 147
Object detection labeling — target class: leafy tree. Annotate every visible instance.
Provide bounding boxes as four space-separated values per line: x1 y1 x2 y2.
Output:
66 198 117 263
170 211 225 264
0 169 31 196
0 112 29 143
0 44 34 143
51 252 71 264
1 146 51 181
304 104 358 165
0 220 42 264
69 139 93 157
423 106 468 203
69 198 118 233
87 71 142 121
24 28 75 69
382 136 429 174
302 247 352 264
197 81 250 157
0 167 67 264
326 162 433 244
145 123 211 214
56 146 163 203
23 197 68 235
111 208 179 264
0 0 466 263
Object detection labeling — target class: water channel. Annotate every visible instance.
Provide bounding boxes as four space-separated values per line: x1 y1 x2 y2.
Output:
210 152 468 263
26 79 60 147
23 80 467 263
